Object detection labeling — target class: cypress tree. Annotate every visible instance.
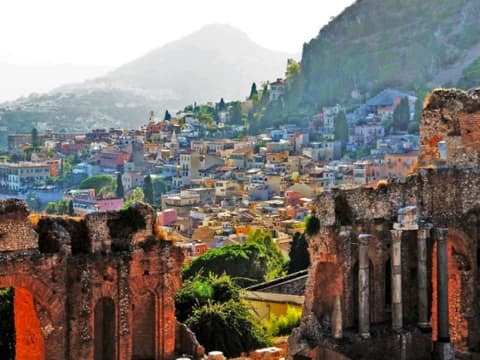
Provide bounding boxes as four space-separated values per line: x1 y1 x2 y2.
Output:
116 172 124 199
143 175 154 205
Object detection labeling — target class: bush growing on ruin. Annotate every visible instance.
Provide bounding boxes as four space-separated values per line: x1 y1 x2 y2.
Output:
185 300 270 358
264 307 302 337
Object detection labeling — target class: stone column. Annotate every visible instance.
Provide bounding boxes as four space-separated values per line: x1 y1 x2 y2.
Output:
436 228 450 341
434 228 454 360
332 295 343 339
391 229 403 332
417 224 431 330
358 234 371 338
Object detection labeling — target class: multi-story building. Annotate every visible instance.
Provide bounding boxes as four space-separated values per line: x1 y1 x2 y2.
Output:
0 162 50 191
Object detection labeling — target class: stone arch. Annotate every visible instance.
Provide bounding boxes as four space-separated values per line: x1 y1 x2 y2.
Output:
94 297 116 360
431 228 475 351
0 274 64 360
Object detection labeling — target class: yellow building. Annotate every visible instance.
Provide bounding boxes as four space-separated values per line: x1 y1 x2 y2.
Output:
243 291 304 322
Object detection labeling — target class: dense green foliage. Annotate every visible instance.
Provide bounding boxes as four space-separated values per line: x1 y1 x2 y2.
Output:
143 175 154 205
115 172 124 199
79 175 115 197
249 83 258 101
333 111 348 145
183 229 286 287
45 199 70 215
277 0 480 120
164 110 172 121
175 273 240 322
458 56 480 90
186 300 269 358
305 215 320 237
0 287 14 359
264 307 302 337
288 232 310 274
392 97 410 132
31 127 40 149
176 273 269 357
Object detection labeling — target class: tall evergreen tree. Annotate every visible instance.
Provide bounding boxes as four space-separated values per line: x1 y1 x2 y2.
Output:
334 111 348 147
67 200 75 216
288 232 310 274
229 101 243 125
116 172 124 199
218 98 227 112
143 175 154 205
164 110 172 121
249 82 258 101
31 127 39 149
393 97 410 131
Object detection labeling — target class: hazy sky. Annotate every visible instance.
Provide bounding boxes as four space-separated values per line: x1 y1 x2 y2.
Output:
1 0 354 67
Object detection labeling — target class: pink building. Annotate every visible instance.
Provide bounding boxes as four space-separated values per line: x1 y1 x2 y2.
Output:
73 198 124 216
156 209 177 226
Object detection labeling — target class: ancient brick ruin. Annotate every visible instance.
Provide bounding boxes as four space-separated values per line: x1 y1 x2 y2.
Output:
0 200 184 360
289 89 480 360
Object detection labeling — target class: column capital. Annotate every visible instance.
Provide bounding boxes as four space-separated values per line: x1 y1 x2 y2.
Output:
358 233 371 246
435 228 448 243
390 229 403 242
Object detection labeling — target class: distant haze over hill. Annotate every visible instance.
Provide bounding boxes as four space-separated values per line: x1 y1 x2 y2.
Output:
0 24 293 132
99 23 294 104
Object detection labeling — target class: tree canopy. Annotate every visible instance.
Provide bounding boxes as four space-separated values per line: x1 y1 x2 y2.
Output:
183 229 286 287
392 97 410 132
176 273 269 358
288 232 310 274
79 175 115 196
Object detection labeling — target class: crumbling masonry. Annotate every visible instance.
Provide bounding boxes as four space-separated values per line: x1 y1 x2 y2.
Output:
289 89 480 360
0 201 184 360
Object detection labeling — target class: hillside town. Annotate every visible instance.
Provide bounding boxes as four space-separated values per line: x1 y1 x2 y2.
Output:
0 84 419 262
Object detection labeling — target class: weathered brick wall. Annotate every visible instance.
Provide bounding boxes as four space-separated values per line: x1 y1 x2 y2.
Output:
0 200 184 360
0 199 38 251
419 88 480 167
291 168 480 358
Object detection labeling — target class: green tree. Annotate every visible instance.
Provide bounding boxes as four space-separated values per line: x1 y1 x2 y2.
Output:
44 199 69 215
186 300 269 358
288 232 310 274
123 187 144 209
333 111 348 146
116 172 124 199
249 82 258 101
305 214 320 237
229 101 243 125
67 200 75 216
164 110 172 121
143 175 154 205
286 59 300 78
183 229 286 287
392 97 410 132
31 127 40 149
80 175 115 197
218 98 227 112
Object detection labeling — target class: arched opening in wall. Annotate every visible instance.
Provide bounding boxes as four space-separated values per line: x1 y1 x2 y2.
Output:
0 286 46 360
384 258 392 317
352 260 374 328
431 233 473 351
94 297 116 360
133 290 156 360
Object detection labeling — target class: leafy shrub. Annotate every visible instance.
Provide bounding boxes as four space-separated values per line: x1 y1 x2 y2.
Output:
264 307 302 337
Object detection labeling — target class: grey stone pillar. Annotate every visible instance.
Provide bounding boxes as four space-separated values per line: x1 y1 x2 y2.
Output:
417 224 431 330
391 229 403 332
332 295 343 339
358 234 371 338
434 228 454 360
